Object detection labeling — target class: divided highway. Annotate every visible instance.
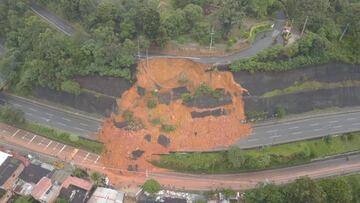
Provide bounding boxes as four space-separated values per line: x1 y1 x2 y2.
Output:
0 93 101 139
237 111 360 148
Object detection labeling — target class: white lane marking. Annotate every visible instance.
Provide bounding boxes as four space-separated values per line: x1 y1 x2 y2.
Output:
346 117 357 121
40 117 50 122
61 117 71 122
44 141 52 149
29 135 37 143
94 155 100 164
288 126 299 130
271 135 282 138
328 120 339 124
12 129 20 137
56 122 66 127
74 127 86 132
83 153 90 161
57 145 66 155
80 123 89 127
291 131 302 135
309 123 319 126
266 129 278 133
352 123 360 126
248 138 259 142
14 103 22 107
45 113 54 117
332 125 343 129
29 108 38 112
314 128 323 131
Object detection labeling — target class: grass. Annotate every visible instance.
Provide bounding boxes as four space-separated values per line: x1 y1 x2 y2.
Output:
160 124 176 132
152 131 360 173
22 122 104 154
247 22 273 42
263 80 360 98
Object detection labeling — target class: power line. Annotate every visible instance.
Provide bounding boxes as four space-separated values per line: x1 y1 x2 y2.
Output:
339 23 350 41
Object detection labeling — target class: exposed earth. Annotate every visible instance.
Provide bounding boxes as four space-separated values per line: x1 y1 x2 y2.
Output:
98 58 251 172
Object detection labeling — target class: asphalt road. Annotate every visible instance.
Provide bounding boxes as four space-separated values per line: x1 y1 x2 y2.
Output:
0 93 101 139
237 111 360 148
29 0 75 36
0 38 4 55
150 152 360 190
142 11 286 64
28 0 285 65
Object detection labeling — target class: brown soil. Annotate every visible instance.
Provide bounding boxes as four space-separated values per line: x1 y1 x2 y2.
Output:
98 58 251 172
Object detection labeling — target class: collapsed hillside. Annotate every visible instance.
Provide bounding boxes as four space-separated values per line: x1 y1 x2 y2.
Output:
98 58 251 172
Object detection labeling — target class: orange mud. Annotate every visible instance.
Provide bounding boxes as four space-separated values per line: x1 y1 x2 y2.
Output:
98 58 251 173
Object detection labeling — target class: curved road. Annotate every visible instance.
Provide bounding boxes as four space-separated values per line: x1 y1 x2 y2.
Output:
28 1 285 64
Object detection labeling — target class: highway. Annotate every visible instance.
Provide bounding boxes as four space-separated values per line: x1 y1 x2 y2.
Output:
237 110 360 148
29 0 75 36
0 93 101 139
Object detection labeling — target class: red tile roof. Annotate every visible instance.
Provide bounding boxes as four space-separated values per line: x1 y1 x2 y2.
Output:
61 176 93 191
31 177 52 199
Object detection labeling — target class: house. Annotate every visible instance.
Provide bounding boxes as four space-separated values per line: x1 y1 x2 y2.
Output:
0 151 24 190
58 176 93 203
88 187 125 203
13 163 53 196
31 176 61 203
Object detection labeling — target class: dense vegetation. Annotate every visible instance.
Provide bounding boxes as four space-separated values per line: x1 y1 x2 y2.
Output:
244 175 360 203
0 0 136 95
152 131 360 173
231 0 360 72
0 105 103 153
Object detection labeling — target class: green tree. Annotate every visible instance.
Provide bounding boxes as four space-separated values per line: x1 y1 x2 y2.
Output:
245 183 285 203
0 105 26 125
183 4 203 31
90 172 103 186
143 179 161 195
14 195 38 203
217 0 244 39
72 167 88 179
227 146 247 168
143 8 161 42
284 177 326 203
319 178 353 203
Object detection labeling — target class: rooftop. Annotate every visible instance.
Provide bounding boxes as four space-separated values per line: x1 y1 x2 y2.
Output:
0 151 11 166
0 157 21 186
31 177 52 200
59 184 89 203
19 163 52 184
62 176 93 191
88 187 124 203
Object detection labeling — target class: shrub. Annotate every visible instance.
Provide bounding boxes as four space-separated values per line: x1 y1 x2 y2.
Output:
150 118 161 126
181 93 193 102
123 110 134 122
72 168 88 179
161 124 176 132
143 179 161 195
61 80 81 95
147 99 157 109
275 107 286 118
0 105 26 125
323 135 332 144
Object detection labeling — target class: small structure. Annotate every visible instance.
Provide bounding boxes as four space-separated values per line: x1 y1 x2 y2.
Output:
13 163 53 196
0 151 24 190
88 187 125 203
58 176 93 203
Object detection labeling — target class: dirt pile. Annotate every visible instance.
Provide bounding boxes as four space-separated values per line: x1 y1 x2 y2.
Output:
98 58 251 172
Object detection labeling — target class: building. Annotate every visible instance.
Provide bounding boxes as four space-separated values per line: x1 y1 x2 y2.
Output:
88 187 124 203
30 176 61 203
13 163 53 196
0 151 24 190
58 176 93 203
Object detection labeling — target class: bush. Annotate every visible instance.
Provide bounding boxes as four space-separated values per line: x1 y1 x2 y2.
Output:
143 179 161 195
123 110 134 122
0 105 26 125
181 93 193 102
161 124 176 132
150 118 161 126
147 99 157 109
72 167 88 179
61 80 81 95
275 107 286 118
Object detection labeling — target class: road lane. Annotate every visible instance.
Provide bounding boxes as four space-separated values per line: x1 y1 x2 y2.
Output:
237 111 360 148
0 93 101 139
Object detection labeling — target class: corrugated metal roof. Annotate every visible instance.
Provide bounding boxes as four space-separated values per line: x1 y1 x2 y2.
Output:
62 176 93 191
88 187 124 203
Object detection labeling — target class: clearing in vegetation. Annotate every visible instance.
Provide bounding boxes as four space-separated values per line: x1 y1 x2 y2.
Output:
98 58 251 172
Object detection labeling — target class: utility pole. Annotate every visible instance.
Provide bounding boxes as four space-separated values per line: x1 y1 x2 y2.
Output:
301 16 309 36
137 38 140 58
209 27 215 51
146 48 149 69
339 23 350 41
